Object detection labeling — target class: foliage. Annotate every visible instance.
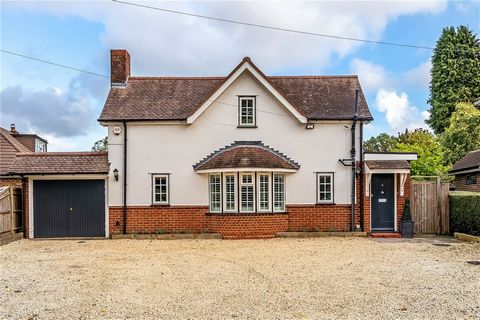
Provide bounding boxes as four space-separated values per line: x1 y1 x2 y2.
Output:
402 199 412 222
449 191 480 236
426 26 480 134
440 103 480 165
394 129 449 176
363 133 398 152
92 136 108 152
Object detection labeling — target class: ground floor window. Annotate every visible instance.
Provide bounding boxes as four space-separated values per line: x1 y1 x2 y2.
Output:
317 173 334 204
465 174 477 185
208 172 285 213
152 174 169 205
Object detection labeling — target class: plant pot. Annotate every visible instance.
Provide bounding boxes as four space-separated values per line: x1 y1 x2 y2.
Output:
400 221 414 238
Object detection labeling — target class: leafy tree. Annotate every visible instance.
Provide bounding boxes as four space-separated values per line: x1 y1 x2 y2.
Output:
440 102 480 165
363 133 398 152
426 26 480 134
92 136 108 152
393 129 449 176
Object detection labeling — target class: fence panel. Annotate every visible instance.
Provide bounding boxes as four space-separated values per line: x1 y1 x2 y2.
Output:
411 180 449 234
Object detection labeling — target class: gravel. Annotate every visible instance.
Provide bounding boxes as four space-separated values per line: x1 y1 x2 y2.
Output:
1 237 479 319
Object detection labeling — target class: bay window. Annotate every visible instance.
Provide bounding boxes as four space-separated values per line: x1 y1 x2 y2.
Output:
208 172 286 213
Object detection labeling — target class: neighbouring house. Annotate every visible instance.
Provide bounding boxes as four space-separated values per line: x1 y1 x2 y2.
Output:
450 150 480 192
8 50 417 239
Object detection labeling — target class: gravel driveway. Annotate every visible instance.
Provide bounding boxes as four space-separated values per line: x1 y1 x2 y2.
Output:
1 237 479 319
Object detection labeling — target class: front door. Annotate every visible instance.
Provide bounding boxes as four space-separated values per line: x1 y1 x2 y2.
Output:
371 174 395 231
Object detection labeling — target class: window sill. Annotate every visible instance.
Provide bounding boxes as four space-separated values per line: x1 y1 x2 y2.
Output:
206 211 288 216
151 204 171 207
237 125 258 128
315 202 336 205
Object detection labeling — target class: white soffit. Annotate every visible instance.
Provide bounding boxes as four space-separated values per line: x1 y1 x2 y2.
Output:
364 152 418 161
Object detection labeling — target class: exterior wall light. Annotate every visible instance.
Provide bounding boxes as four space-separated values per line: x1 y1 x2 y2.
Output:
113 168 119 181
306 124 315 129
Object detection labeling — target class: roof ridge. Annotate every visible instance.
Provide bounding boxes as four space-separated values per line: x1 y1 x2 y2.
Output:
129 76 226 80
268 75 358 79
16 151 108 157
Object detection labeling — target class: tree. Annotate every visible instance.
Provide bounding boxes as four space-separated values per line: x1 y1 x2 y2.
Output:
363 133 398 152
440 102 480 165
426 26 480 134
92 136 108 152
393 129 448 176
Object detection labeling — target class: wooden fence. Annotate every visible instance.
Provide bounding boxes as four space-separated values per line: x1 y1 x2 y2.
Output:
411 179 449 234
0 186 23 235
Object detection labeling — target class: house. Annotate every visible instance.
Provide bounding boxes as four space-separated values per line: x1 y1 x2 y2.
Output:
450 150 480 192
0 124 48 189
8 50 416 239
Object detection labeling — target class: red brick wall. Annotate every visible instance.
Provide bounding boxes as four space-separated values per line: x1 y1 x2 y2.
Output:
287 204 355 232
207 214 288 239
454 173 480 192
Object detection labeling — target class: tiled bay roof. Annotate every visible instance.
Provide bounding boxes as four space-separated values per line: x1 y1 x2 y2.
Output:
99 58 372 122
8 152 109 175
193 141 299 171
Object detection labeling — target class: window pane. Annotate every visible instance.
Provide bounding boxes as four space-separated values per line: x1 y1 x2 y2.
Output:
153 175 168 204
259 174 269 211
241 185 254 211
225 175 235 211
273 174 285 212
209 174 221 212
317 174 333 203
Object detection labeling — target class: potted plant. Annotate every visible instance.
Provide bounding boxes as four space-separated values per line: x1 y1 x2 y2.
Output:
400 199 414 238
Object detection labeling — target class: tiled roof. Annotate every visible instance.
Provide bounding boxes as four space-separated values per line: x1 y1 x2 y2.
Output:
8 152 109 175
0 127 30 175
365 160 411 170
193 141 300 171
451 150 480 172
99 58 372 122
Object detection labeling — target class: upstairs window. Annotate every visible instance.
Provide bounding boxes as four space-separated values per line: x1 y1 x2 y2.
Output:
152 174 169 205
317 173 334 204
238 97 256 127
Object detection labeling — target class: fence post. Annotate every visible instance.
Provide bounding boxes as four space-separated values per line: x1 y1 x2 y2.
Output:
10 186 15 235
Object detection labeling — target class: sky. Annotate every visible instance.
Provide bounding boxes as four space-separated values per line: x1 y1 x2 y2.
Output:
0 0 479 151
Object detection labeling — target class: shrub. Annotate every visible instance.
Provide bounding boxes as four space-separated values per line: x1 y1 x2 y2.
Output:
449 191 480 236
402 199 412 221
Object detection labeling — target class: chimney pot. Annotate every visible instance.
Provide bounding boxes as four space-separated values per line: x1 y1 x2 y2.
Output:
110 49 131 86
10 124 18 134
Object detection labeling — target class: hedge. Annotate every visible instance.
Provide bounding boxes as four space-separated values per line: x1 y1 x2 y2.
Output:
449 191 480 236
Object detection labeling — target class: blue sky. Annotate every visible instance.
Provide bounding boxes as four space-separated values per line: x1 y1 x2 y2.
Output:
1 0 478 151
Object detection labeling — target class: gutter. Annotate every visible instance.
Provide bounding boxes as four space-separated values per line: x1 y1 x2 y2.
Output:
122 121 128 234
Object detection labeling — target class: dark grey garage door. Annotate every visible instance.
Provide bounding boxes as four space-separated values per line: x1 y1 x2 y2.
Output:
33 180 105 237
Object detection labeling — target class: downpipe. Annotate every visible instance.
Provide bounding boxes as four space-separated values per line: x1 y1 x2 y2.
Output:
350 90 359 232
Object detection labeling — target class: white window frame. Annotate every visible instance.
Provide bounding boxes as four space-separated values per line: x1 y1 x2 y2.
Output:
152 174 169 205
257 172 271 212
317 173 334 204
223 173 237 212
240 172 255 213
239 96 256 127
273 173 285 212
209 173 222 213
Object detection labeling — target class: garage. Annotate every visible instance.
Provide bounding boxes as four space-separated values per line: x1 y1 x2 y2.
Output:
33 180 105 237
7 151 109 238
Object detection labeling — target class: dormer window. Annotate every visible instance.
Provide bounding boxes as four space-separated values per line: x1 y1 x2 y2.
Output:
238 96 256 127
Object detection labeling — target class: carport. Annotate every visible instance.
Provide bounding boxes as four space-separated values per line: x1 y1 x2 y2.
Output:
8 152 109 238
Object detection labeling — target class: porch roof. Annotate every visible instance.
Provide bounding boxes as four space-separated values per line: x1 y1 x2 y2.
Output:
365 160 411 170
193 141 300 173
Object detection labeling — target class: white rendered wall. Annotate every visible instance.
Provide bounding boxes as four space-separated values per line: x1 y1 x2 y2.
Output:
107 71 362 206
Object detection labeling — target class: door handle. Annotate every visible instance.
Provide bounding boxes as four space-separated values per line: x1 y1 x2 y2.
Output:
69 207 73 213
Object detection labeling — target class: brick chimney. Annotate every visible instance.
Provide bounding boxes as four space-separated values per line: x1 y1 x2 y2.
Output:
110 49 131 86
10 124 18 134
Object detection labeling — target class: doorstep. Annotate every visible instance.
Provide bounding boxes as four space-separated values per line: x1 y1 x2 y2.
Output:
370 232 402 238
276 231 368 238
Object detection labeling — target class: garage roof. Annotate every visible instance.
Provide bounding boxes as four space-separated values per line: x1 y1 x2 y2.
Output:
8 152 109 175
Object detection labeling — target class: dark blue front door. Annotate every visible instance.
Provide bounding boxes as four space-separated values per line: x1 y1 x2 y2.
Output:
371 174 395 231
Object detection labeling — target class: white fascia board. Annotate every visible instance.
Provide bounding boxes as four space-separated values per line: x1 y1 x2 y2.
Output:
195 168 298 174
186 62 308 124
26 174 108 180
364 153 418 161
365 168 410 174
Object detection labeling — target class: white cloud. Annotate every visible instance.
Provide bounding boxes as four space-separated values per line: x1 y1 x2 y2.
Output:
375 89 429 133
4 1 447 75
350 58 391 91
403 59 431 89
